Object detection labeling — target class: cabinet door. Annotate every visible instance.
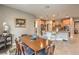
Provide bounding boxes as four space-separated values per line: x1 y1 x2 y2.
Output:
75 22 79 33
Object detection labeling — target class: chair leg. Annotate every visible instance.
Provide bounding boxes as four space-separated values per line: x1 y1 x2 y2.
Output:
15 49 21 55
18 50 21 55
52 45 55 55
22 46 25 55
15 50 17 55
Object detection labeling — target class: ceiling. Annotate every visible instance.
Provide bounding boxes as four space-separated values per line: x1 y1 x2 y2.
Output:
3 4 79 19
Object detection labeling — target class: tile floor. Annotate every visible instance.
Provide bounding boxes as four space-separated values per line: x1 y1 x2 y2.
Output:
54 34 79 55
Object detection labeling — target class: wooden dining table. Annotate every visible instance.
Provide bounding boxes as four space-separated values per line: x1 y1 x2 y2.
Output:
22 36 52 54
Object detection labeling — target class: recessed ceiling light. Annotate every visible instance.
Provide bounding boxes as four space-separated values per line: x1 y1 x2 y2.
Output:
45 5 50 8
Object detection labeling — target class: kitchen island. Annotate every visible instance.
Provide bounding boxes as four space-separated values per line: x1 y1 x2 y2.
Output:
42 31 69 41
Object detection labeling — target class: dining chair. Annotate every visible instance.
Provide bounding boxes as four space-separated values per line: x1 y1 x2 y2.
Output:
37 48 47 55
15 38 25 55
46 44 55 55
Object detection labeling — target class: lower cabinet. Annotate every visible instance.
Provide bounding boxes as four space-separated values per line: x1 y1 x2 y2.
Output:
0 34 12 49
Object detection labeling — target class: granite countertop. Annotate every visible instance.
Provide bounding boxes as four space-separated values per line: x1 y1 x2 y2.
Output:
42 31 69 40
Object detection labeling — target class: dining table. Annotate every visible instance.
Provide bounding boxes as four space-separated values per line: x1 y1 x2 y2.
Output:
22 35 52 54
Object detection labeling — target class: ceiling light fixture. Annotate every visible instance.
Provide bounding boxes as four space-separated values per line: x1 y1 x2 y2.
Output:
45 5 50 8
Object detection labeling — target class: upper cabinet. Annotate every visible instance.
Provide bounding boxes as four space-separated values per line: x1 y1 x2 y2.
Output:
62 18 71 26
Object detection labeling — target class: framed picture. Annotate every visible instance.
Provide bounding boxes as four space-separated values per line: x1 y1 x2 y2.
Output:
15 18 26 28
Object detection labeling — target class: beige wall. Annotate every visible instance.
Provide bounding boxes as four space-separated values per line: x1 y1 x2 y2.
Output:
0 5 36 42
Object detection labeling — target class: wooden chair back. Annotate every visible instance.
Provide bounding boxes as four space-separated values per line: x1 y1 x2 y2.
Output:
15 38 25 55
46 44 55 55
